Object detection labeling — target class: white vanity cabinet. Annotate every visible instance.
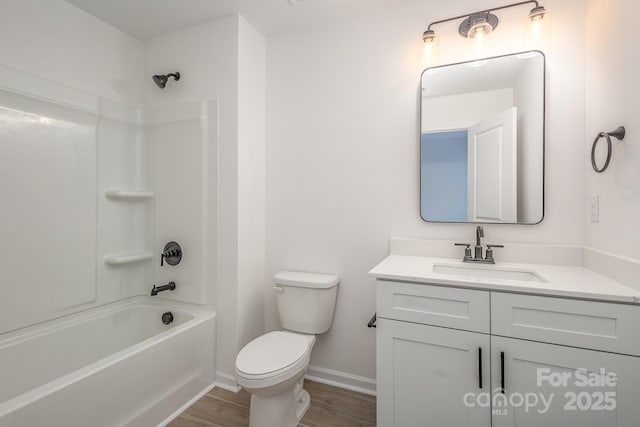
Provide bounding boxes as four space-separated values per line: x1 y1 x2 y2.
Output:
376 280 640 427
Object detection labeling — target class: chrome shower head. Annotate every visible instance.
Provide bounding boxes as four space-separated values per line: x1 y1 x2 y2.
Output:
152 72 180 89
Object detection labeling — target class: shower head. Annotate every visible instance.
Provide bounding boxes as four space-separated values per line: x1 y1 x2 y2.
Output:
152 72 180 89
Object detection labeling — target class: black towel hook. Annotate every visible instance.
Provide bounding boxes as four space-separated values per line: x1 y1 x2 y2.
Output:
591 126 626 173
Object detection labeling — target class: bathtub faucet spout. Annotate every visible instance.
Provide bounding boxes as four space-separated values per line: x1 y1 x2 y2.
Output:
151 282 176 296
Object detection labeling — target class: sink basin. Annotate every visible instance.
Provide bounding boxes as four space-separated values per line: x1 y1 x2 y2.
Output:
432 263 547 283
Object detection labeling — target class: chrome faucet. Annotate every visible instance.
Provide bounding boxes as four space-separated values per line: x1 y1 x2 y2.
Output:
455 226 503 264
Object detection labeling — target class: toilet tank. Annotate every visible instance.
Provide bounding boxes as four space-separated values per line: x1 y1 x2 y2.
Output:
274 271 339 334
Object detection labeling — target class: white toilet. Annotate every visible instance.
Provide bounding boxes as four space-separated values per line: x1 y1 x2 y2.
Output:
235 271 339 427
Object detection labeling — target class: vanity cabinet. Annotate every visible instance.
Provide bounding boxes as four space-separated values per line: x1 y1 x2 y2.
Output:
376 280 640 427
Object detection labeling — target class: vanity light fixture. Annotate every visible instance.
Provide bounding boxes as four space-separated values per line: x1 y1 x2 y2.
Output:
459 12 499 45
422 1 547 51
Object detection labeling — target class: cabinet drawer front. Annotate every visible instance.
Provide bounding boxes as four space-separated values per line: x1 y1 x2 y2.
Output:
377 281 490 333
492 293 640 356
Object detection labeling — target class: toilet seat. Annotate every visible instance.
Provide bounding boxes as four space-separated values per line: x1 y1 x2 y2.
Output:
236 331 315 387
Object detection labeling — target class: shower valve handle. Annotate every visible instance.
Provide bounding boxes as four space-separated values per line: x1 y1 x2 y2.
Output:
160 241 182 267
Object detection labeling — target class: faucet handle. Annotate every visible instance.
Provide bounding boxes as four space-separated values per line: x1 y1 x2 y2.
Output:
160 241 182 267
455 243 473 259
485 244 504 263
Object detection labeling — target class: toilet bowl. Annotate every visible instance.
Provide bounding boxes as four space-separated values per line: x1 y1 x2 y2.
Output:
236 331 316 426
235 271 339 427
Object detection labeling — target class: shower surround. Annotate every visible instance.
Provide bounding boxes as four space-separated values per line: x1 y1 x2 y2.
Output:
0 62 218 424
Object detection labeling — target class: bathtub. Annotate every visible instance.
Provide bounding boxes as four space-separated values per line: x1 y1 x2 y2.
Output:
0 296 216 427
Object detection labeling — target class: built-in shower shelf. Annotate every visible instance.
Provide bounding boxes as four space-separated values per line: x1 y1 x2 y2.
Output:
104 251 153 265
105 189 154 201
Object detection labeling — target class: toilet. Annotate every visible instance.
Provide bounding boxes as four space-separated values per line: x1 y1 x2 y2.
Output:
235 271 339 427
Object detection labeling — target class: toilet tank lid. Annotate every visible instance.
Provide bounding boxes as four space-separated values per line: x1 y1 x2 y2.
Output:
274 271 339 289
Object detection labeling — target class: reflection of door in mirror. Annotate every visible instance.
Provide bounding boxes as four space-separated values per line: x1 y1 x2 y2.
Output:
420 51 545 224
468 107 517 223
421 130 469 222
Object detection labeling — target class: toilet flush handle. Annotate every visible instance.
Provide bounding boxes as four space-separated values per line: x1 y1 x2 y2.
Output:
272 286 284 294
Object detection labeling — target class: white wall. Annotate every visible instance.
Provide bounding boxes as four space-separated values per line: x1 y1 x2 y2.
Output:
0 0 144 106
585 0 640 260
266 0 586 380
236 16 267 357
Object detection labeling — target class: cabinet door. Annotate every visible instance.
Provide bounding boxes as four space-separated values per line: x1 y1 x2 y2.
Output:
491 336 640 427
377 318 491 427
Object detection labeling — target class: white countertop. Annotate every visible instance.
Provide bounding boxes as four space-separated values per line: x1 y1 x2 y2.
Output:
369 255 640 304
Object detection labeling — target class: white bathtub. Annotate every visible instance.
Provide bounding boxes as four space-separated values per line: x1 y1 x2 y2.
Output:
0 297 216 427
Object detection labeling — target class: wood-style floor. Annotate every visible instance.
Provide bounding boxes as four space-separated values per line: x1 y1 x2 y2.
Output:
169 380 376 427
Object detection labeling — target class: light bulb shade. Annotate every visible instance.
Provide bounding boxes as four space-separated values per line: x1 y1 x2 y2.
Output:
468 19 493 39
422 29 436 44
527 5 550 43
422 29 438 63
458 12 499 39
528 5 546 22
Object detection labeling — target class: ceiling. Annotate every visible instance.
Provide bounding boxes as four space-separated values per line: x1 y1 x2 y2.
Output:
422 53 541 98
65 0 412 40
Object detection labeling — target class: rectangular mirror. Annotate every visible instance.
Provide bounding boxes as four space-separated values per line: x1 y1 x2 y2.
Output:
420 51 545 224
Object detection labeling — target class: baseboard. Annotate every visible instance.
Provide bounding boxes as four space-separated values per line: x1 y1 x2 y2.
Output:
305 365 376 396
214 371 241 393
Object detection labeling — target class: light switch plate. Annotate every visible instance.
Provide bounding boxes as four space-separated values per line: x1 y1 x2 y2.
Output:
590 194 599 223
